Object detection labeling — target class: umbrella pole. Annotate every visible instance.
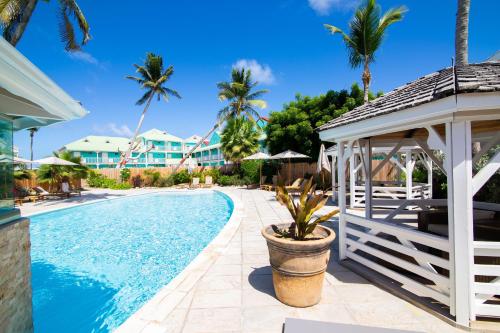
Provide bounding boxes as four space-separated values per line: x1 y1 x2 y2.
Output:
288 158 291 186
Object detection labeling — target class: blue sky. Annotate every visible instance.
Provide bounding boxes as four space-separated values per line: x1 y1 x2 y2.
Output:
13 0 500 159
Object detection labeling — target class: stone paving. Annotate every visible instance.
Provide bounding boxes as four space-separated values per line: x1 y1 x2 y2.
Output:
155 189 461 333
20 187 463 333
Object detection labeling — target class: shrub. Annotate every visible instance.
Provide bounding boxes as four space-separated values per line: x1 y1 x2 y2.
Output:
86 170 132 190
218 174 246 186
87 171 108 188
131 175 143 187
157 175 175 187
120 168 131 183
143 169 161 186
240 160 260 184
191 171 204 182
172 170 191 184
109 182 132 190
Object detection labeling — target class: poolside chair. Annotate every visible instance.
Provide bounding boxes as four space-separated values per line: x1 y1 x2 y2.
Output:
190 177 200 189
260 176 277 191
61 182 81 196
285 178 304 193
203 176 213 188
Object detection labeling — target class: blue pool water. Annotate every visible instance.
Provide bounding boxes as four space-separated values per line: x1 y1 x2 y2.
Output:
30 191 233 333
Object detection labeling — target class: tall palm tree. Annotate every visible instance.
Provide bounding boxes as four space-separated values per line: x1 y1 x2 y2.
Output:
220 116 260 168
175 68 268 170
455 0 470 66
0 0 90 50
324 0 406 103
28 127 38 169
118 52 181 168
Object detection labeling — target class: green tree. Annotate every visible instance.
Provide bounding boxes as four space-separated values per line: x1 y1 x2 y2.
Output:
220 116 260 168
120 52 181 167
0 0 90 50
324 0 406 103
266 84 379 159
36 151 88 191
176 68 268 170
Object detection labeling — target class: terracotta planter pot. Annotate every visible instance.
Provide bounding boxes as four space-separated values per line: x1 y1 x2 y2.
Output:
261 223 336 307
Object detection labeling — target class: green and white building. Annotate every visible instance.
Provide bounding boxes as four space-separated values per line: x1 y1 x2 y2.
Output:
62 119 268 168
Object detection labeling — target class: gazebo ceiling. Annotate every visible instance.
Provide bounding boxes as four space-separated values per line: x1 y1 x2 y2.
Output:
318 62 500 133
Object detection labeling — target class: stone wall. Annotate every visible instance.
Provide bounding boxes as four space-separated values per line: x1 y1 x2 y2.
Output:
0 218 33 333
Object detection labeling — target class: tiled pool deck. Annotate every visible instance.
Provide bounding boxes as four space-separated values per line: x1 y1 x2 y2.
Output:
21 188 463 333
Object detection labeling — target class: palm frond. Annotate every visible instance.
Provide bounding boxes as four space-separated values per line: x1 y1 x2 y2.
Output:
58 7 79 51
136 90 153 105
59 0 91 45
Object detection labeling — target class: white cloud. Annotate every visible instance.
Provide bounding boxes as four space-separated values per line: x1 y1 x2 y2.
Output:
93 123 133 137
67 50 99 65
232 59 276 85
308 0 357 15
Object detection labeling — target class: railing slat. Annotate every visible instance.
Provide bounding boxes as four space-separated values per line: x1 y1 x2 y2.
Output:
474 264 500 276
345 213 449 251
474 282 500 294
346 227 449 269
346 251 450 306
475 304 500 317
346 238 450 289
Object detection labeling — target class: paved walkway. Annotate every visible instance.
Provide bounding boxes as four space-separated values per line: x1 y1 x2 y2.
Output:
157 189 460 333
21 188 462 333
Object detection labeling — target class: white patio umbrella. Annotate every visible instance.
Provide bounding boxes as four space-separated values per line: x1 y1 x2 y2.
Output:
33 156 78 166
317 144 331 189
271 150 310 185
243 152 271 185
14 156 33 164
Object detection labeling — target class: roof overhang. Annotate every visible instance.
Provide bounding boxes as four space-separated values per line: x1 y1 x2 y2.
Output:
0 38 88 130
319 92 500 143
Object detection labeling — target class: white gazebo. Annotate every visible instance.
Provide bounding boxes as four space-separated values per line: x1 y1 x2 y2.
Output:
325 144 433 205
318 62 500 327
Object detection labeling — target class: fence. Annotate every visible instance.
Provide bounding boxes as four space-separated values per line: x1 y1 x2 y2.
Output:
92 161 396 185
16 177 82 191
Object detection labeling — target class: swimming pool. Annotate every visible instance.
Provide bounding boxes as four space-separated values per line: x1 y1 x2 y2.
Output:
29 191 233 333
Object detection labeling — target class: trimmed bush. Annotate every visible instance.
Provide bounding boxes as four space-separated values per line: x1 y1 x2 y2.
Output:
172 170 190 184
120 168 131 183
240 160 260 184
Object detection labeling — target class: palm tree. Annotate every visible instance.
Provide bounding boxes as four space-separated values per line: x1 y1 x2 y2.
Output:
27 127 38 169
324 0 406 103
36 151 88 191
455 0 470 66
119 52 181 168
220 116 260 168
175 68 268 170
0 0 90 50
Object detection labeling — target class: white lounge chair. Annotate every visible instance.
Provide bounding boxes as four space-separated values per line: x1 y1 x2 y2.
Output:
203 176 213 188
190 177 200 189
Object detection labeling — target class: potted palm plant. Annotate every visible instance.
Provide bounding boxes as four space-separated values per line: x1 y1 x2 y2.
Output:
261 177 338 307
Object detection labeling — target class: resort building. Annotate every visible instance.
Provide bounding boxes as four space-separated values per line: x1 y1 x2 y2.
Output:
62 118 269 168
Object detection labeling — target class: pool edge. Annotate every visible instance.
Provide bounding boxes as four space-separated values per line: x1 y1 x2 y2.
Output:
113 189 243 333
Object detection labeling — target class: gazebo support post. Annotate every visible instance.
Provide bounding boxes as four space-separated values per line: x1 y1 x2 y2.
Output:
446 120 474 325
364 139 373 219
349 154 356 208
405 150 413 199
338 141 347 260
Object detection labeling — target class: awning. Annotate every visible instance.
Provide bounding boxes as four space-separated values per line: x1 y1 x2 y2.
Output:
0 37 88 130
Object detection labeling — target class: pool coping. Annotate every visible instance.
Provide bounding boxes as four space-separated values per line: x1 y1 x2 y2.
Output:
113 189 243 333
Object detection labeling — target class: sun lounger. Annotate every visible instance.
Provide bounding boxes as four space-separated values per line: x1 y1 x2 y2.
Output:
261 175 278 191
202 176 213 188
190 177 200 189
285 178 303 193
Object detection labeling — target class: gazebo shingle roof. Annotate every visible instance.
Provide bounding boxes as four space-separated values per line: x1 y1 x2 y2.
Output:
317 62 500 131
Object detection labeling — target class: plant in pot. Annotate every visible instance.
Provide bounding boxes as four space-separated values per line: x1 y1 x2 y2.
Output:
261 177 339 307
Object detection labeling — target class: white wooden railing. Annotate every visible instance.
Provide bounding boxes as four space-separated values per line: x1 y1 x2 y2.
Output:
343 213 451 307
473 241 500 318
352 183 431 208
